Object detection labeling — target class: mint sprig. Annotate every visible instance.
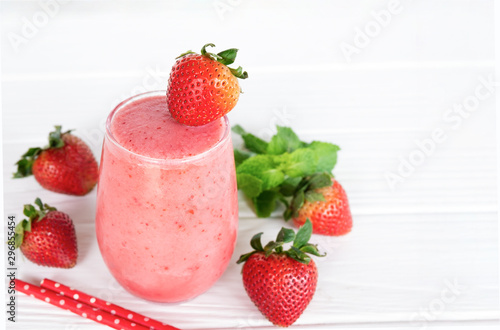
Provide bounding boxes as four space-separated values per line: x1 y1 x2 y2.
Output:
237 219 325 265
233 125 339 219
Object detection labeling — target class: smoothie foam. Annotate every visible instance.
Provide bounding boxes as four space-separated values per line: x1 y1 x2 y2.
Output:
111 95 225 159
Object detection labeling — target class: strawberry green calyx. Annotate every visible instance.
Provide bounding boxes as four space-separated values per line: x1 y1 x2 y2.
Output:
237 219 325 265
228 66 248 79
282 172 334 221
175 50 196 59
13 147 42 178
47 125 70 148
13 125 71 178
179 43 248 79
13 198 57 249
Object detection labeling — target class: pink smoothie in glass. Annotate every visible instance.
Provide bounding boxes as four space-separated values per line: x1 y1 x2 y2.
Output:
95 91 238 302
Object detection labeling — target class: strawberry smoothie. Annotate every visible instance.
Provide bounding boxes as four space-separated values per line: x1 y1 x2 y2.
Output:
96 91 238 302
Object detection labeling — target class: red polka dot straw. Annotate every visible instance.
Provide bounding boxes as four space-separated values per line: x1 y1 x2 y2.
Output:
15 279 180 330
40 278 177 330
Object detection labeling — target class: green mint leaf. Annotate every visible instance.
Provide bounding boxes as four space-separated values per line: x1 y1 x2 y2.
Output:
261 169 285 190
267 126 303 155
305 191 325 202
250 232 264 251
242 134 269 154
254 190 280 218
232 125 246 135
308 141 340 173
217 48 238 65
234 149 252 167
283 149 317 178
276 227 295 243
237 155 284 190
232 125 269 154
237 154 274 176
293 219 313 249
237 173 263 198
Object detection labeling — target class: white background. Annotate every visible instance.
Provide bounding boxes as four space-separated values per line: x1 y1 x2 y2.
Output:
1 0 499 329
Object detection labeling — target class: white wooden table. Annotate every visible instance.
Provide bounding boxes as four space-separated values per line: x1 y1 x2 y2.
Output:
1 1 498 329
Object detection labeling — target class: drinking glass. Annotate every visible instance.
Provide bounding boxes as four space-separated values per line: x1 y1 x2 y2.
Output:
95 91 238 302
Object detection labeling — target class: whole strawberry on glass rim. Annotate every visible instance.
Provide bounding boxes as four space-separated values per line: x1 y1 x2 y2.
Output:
237 220 325 327
11 198 78 268
167 43 248 126
14 125 98 196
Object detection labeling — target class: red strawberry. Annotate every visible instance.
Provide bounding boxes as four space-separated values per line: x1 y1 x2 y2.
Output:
13 198 78 268
292 179 352 236
14 126 98 196
167 43 248 126
237 220 324 327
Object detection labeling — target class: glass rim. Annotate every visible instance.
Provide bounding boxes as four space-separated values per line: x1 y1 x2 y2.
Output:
105 90 231 165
